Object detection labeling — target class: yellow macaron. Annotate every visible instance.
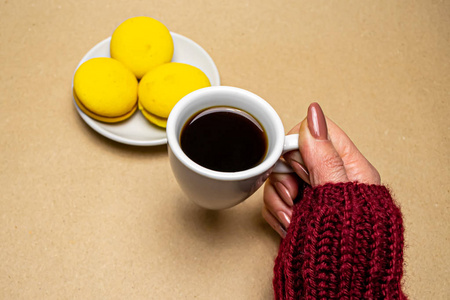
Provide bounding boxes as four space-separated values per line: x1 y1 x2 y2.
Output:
73 57 138 123
110 16 174 79
138 62 211 128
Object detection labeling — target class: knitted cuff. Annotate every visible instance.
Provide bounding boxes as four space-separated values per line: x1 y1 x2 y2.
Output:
273 182 406 300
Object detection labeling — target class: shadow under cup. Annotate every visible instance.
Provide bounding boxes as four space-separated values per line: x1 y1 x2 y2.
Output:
167 86 286 210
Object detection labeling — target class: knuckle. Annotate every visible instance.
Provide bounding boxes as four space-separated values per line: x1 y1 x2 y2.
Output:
321 152 345 171
310 151 347 184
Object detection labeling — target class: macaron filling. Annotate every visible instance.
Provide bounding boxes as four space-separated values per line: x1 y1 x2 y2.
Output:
74 90 137 123
138 101 167 128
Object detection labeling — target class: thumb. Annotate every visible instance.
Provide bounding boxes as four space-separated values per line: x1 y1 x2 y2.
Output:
292 103 348 187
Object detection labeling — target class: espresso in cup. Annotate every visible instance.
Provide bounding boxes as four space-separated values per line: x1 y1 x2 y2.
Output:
180 106 268 172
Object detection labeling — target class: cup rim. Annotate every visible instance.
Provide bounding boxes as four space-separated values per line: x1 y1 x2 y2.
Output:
167 86 285 181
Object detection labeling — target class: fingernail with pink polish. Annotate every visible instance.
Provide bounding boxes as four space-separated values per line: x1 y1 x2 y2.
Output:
269 219 286 238
279 226 287 238
274 182 293 206
277 211 291 229
307 103 328 140
291 160 309 177
290 160 310 184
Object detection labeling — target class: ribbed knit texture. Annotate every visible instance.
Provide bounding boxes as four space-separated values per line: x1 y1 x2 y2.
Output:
273 182 406 299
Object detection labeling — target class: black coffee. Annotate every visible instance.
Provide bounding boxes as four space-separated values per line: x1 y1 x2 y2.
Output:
180 107 268 172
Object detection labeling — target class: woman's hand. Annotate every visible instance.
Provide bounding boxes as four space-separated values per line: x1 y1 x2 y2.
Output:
262 103 381 237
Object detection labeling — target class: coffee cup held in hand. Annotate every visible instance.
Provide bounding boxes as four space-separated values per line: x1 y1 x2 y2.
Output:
167 86 301 210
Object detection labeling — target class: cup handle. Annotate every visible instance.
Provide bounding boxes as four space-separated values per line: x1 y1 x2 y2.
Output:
272 134 303 173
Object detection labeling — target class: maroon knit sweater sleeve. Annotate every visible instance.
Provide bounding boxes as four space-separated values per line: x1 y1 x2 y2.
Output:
273 182 406 299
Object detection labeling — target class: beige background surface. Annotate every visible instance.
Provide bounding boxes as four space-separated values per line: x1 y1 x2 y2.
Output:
1 0 449 299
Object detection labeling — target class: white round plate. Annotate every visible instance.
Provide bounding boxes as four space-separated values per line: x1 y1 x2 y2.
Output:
73 32 220 146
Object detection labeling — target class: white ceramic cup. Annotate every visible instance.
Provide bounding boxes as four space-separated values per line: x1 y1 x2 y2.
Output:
167 86 301 210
